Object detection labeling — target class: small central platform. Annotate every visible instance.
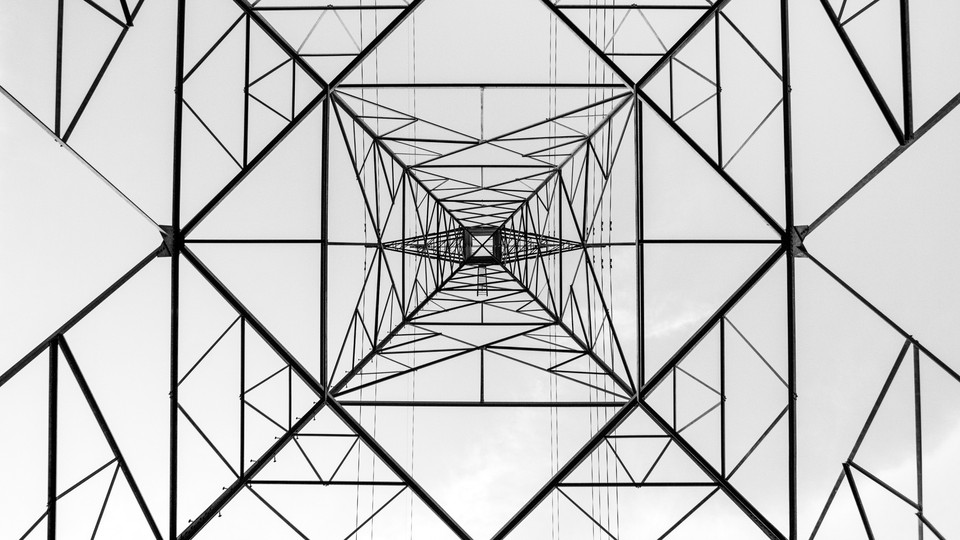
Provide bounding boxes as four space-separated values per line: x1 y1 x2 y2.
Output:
383 225 580 266
463 226 502 265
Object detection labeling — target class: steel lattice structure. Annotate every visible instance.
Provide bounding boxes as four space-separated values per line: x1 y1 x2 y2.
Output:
2 0 960 538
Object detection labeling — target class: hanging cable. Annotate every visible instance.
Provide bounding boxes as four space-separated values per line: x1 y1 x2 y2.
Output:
547 11 562 539
408 10 418 538
353 4 366 533
367 7 383 537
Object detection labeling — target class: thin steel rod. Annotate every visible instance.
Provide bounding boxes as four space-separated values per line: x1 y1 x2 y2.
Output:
817 0 905 144
181 246 325 396
636 0 734 88
0 84 161 231
330 263 464 394
642 400 786 539
54 0 64 136
59 337 164 539
641 247 784 397
321 96 330 391
0 247 160 388
170 0 187 534
328 399 472 539
637 90 784 234
808 339 910 540
62 0 146 141
899 0 913 138
805 90 960 236
913 342 923 539
47 342 58 540
805 251 960 385
846 461 918 510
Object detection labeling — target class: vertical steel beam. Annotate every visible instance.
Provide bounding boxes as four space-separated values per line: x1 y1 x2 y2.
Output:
321 95 330 390
168 212 181 539
239 319 246 473
918 513 947 540
47 341 59 540
170 0 188 536
54 0 64 137
62 0 148 142
176 399 327 540
243 14 250 166
720 319 727 476
899 0 913 138
634 97 644 387
913 343 923 539
781 0 799 537
715 12 723 165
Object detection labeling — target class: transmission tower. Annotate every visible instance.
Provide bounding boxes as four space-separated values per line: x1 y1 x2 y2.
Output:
2 0 960 539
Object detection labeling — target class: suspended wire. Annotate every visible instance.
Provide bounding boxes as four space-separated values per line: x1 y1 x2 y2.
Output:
602 6 619 536
547 10 561 539
408 10 418 538
355 5 366 534
367 7 383 538
606 29 621 533
585 4 596 538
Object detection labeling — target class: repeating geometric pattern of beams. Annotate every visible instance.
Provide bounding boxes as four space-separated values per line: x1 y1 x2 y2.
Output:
2 0 960 539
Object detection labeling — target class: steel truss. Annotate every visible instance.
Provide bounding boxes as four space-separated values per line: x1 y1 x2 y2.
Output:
2 0 960 538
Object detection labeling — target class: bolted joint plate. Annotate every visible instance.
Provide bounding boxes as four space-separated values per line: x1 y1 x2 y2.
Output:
790 225 809 258
157 225 179 258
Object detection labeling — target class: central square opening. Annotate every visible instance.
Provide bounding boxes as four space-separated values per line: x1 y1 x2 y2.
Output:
463 227 501 264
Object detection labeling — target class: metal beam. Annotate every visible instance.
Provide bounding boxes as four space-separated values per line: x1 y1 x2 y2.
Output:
58 336 164 540
817 0 905 145
491 398 638 540
180 246 326 397
636 0 734 88
330 262 465 395
804 90 960 237
0 247 161 389
327 399 472 539
640 400 787 539
177 399 327 539
47 341 58 540
641 247 784 397
781 0 799 537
